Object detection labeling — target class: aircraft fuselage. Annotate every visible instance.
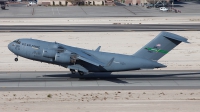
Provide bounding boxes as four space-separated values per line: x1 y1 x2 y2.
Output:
8 38 165 72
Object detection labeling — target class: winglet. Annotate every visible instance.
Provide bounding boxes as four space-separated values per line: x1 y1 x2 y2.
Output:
106 58 114 66
95 46 101 52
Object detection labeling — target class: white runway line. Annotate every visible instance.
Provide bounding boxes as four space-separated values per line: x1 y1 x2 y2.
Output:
56 7 60 15
51 7 54 15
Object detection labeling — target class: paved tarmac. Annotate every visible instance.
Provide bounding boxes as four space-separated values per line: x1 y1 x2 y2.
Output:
0 70 200 91
0 24 200 32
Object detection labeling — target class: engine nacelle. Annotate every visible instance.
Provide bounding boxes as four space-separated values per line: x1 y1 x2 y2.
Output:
55 53 71 63
42 49 57 58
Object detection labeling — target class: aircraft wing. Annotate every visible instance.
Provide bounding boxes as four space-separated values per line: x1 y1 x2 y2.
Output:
64 46 107 67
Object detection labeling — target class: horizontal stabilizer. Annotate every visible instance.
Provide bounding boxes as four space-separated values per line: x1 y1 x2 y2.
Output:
162 32 189 43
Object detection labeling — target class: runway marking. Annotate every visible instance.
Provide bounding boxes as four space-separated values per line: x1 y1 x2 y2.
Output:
173 80 179 86
123 7 136 15
56 7 60 15
51 7 54 15
80 7 87 15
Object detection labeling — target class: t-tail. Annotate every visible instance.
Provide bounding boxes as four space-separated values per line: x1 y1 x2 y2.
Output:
133 32 189 61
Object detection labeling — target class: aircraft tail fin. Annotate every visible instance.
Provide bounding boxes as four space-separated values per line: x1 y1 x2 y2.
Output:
133 32 189 61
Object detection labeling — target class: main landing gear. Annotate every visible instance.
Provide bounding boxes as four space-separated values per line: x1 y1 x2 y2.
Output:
70 69 76 74
14 56 18 62
70 69 84 76
78 71 84 76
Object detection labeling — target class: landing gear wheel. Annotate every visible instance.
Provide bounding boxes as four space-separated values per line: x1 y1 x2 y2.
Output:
70 69 76 74
78 71 84 76
14 58 18 62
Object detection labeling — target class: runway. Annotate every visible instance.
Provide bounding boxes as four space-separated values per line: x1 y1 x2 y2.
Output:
0 70 200 91
0 24 200 32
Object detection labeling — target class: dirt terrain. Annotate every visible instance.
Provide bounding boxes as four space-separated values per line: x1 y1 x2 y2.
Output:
0 90 200 112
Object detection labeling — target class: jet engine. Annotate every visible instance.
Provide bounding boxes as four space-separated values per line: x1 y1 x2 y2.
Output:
42 49 57 58
55 53 78 64
55 53 71 63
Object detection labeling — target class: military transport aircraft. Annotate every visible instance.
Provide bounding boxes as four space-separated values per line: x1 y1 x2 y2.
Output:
8 32 188 76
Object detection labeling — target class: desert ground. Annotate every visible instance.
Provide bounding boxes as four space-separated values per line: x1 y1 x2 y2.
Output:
0 90 200 112
1 31 199 71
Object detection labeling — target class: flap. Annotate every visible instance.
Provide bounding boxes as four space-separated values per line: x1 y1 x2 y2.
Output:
68 64 88 73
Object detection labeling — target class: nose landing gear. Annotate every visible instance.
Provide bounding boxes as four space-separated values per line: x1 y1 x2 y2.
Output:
14 56 18 62
15 58 18 61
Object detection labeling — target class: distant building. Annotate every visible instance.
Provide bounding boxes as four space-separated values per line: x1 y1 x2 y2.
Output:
84 0 105 5
37 0 105 6
124 0 147 5
37 0 68 6
125 0 169 5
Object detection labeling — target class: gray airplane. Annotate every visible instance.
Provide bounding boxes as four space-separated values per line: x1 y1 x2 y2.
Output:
8 32 188 76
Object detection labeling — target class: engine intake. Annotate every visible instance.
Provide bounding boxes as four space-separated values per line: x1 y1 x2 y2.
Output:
42 49 57 58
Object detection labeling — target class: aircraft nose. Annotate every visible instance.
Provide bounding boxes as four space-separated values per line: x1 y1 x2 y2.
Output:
8 42 13 52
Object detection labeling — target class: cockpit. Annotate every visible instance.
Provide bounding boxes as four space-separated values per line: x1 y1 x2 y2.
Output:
13 39 21 44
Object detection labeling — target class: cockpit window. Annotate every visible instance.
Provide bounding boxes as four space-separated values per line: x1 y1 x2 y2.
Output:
13 40 21 44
